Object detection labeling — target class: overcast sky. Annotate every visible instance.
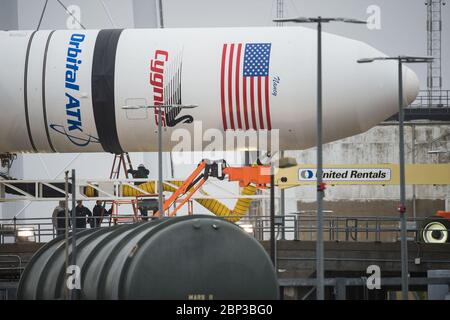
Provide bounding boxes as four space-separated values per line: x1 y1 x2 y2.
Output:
162 0 449 90
14 0 450 91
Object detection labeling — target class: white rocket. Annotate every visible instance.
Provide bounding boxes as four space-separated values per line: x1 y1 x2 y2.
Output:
0 27 419 154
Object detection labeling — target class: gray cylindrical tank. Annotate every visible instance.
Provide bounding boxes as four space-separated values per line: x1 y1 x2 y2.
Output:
18 215 278 300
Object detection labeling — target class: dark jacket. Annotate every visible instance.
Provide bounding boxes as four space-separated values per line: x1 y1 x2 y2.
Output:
128 166 150 186
92 204 105 228
127 167 150 179
56 208 70 235
71 205 92 229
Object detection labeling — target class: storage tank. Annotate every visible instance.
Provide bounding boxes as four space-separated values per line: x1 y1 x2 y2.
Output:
17 215 278 299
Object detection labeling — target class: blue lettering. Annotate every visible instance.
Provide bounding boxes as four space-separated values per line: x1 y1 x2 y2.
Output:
65 93 80 109
65 82 79 90
62 34 86 137
70 33 85 42
65 70 76 83
67 109 81 122
67 119 83 132
67 47 81 58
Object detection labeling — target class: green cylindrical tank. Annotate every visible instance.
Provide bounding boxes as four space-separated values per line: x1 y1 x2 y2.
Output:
18 215 278 300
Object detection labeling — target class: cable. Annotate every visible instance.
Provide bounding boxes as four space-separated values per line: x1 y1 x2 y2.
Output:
36 0 49 30
98 0 116 28
56 0 86 29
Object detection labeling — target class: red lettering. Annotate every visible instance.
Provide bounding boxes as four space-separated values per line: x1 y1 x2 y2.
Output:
150 72 164 88
153 87 163 102
155 50 168 61
149 49 169 126
150 59 165 74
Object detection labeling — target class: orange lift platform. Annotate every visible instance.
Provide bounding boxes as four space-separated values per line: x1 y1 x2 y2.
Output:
154 159 271 218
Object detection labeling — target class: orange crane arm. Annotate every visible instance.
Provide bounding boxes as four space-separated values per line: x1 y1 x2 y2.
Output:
154 160 271 217
154 160 207 217
223 166 271 188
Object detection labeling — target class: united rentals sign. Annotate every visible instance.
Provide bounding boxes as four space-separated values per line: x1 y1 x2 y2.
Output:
298 168 391 182
276 164 450 187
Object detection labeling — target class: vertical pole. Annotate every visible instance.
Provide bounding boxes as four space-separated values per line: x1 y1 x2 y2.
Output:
13 217 16 243
280 151 285 240
70 169 77 300
398 60 409 300
64 171 69 300
316 19 325 300
157 0 164 28
276 0 284 26
270 168 276 269
158 106 164 217
244 151 250 165
64 171 69 299
411 124 416 220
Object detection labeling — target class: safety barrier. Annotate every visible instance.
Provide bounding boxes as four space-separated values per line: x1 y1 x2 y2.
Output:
0 213 447 244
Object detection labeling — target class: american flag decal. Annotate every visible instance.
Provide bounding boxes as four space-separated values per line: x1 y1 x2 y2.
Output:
220 43 272 130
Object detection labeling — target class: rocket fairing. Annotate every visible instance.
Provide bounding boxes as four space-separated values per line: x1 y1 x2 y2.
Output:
0 27 419 154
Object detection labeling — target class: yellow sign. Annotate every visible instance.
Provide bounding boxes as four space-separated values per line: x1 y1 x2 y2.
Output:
276 164 450 188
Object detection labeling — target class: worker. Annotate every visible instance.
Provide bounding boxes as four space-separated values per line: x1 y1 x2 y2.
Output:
127 164 150 185
52 201 69 236
128 164 153 218
71 200 92 230
91 200 105 228
138 203 149 221
105 205 113 226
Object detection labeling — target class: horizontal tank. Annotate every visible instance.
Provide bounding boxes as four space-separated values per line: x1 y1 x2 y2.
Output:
17 215 279 300
0 27 419 154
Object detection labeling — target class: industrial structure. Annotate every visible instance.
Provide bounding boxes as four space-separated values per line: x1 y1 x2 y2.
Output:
0 0 449 301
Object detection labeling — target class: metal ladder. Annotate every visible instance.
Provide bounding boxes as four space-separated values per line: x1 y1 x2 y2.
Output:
110 153 134 179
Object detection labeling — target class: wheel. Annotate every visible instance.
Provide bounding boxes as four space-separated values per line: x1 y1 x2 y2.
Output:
420 217 450 244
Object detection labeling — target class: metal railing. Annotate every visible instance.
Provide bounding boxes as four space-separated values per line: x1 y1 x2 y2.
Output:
0 254 22 280
235 212 447 243
0 215 139 244
279 277 450 300
0 213 446 244
0 177 270 202
411 90 450 108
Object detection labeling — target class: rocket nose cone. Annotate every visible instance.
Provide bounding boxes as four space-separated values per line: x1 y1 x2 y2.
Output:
404 67 420 105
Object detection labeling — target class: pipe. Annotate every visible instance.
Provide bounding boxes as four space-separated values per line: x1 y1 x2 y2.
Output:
120 180 257 222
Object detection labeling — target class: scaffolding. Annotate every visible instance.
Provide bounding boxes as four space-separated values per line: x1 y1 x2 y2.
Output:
427 1 445 96
388 1 449 121
276 0 284 26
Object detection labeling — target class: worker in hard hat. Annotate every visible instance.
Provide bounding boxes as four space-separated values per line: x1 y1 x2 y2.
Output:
127 164 152 220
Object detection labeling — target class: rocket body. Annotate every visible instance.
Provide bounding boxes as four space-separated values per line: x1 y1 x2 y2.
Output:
0 27 419 154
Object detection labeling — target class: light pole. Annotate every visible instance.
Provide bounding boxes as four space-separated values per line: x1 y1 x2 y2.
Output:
358 55 433 300
122 104 197 217
274 16 366 300
271 156 298 268
70 169 77 300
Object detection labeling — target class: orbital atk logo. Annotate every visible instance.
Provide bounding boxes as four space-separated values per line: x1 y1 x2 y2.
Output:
50 33 99 147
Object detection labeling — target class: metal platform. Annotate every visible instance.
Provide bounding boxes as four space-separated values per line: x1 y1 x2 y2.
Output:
267 240 450 300
261 240 450 278
388 90 450 121
0 177 269 202
2 240 449 278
